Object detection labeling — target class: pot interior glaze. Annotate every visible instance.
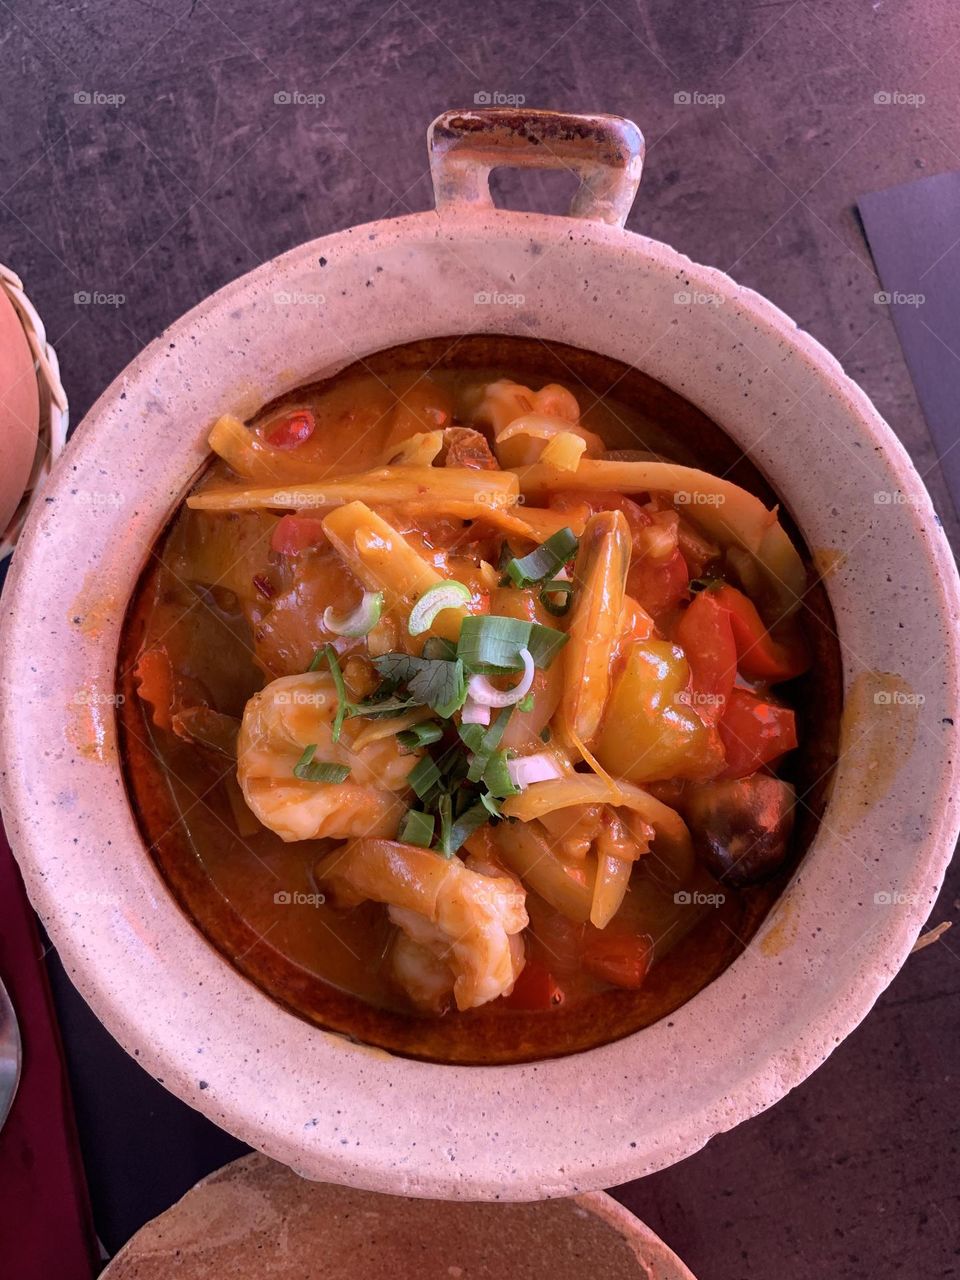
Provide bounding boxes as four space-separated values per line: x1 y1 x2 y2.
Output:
116 333 842 1065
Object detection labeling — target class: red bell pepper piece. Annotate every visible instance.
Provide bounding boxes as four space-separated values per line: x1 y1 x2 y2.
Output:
550 490 689 616
718 687 798 778
581 931 653 990
502 960 565 1010
626 547 689 618
709 584 809 682
674 590 737 725
265 408 315 449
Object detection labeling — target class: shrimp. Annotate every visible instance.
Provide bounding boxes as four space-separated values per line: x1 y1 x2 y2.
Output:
561 510 633 745
316 839 528 1010
464 379 604 468
389 931 455 1014
236 672 416 841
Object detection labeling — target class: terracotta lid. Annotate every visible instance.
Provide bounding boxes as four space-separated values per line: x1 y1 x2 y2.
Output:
101 1153 696 1279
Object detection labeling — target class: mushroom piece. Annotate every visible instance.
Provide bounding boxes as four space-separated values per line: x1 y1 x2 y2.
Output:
440 426 500 471
683 775 796 887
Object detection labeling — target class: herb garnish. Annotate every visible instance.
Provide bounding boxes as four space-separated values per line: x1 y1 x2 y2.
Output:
293 745 351 784
397 809 435 847
504 527 579 587
301 588 569 856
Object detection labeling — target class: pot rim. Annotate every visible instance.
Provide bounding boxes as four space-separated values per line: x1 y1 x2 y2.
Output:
1 203 958 1200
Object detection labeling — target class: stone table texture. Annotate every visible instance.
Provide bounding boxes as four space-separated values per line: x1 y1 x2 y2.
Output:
1 3 958 1278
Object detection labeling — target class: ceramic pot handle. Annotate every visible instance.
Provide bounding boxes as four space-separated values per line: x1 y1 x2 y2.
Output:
428 109 644 228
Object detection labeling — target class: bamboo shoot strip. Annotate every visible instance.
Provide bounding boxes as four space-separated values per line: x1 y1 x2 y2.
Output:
510 459 806 616
394 501 585 541
501 775 694 874
322 502 468 643
186 466 519 512
493 820 595 923
207 414 324 485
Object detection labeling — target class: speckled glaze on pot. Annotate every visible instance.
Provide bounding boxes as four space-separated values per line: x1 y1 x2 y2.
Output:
100 1152 697 1279
0 110 957 1200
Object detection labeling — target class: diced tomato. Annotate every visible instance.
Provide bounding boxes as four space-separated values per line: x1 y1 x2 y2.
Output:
674 590 737 725
270 514 328 555
265 408 315 449
549 489 648 537
710 584 809 682
582 931 653 990
626 547 689 618
551 490 690 615
718 687 798 778
502 960 566 1010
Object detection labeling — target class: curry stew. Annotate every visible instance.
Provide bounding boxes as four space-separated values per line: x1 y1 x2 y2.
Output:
118 336 840 1065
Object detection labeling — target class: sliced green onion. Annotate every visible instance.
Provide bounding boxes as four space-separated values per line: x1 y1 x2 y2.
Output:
408 754 442 800
408 580 471 636
483 748 520 799
458 615 530 671
517 692 535 713
322 644 352 742
465 705 514 783
323 590 384 637
292 745 351 784
457 615 568 673
398 809 435 847
396 721 444 751
448 799 496 852
526 622 569 669
436 792 454 857
505 527 579 586
467 649 535 709
539 578 574 616
458 721 484 755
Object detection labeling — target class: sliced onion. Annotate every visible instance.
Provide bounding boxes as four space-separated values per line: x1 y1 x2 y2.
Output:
467 647 536 708
323 590 383 637
508 752 563 789
460 695 492 725
408 580 471 636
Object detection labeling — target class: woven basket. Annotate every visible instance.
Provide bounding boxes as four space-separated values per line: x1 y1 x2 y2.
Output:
0 265 68 560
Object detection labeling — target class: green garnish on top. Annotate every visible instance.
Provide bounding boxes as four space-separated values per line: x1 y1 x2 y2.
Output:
372 652 467 719
397 808 435 847
457 615 568 673
504 526 579 587
292 745 350 784
297 534 575 857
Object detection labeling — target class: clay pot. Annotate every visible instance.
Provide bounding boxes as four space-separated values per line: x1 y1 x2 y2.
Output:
0 110 957 1199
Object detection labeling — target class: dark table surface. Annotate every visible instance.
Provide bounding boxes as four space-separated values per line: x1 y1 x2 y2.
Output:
2 3 959 1277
